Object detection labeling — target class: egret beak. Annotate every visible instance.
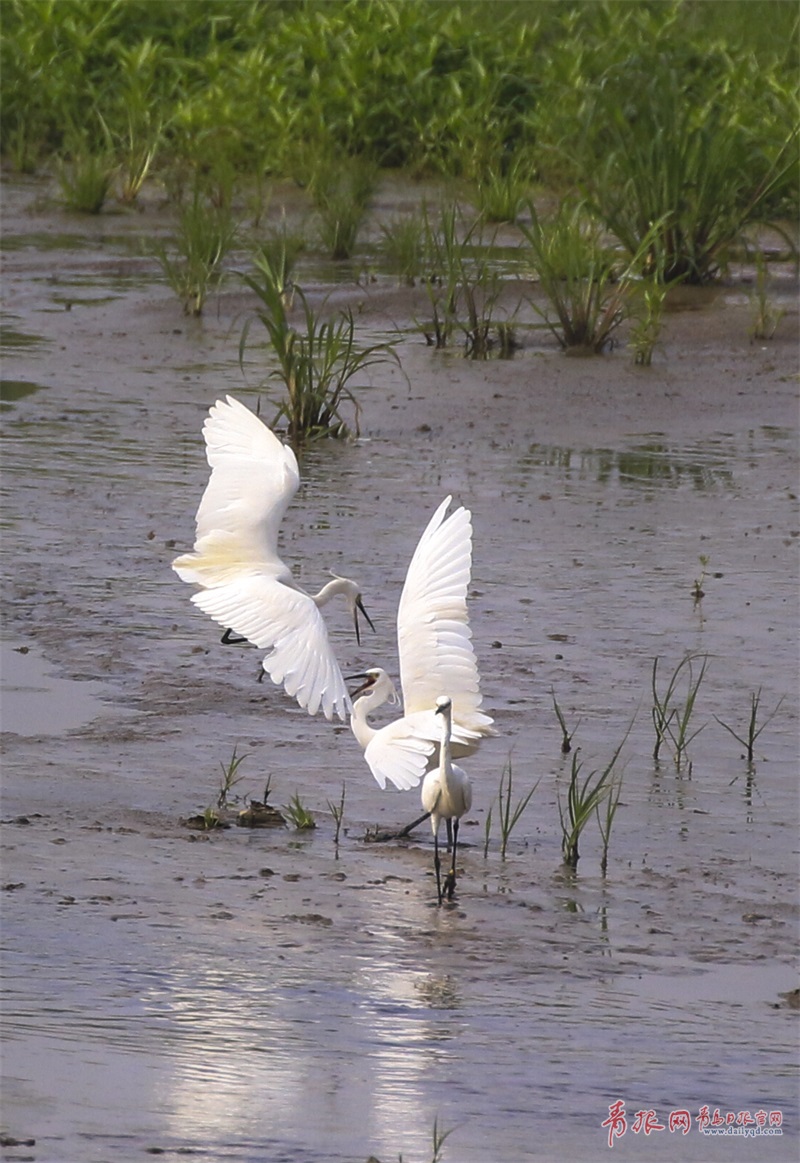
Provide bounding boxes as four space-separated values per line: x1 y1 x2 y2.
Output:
353 595 375 647
346 671 374 698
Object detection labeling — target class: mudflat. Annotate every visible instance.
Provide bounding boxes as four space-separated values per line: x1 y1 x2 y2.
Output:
2 175 798 1162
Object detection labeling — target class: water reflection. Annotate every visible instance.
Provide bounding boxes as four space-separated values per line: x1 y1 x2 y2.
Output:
515 441 735 491
0 324 48 351
0 641 117 734
4 850 798 1160
60 889 476 1159
0 378 47 408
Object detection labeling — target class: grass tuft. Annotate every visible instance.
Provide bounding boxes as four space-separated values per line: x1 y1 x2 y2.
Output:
715 689 785 765
217 744 249 810
240 252 398 447
310 156 378 260
155 190 237 315
58 146 115 214
520 200 636 354
326 781 347 847
283 793 316 830
651 654 708 771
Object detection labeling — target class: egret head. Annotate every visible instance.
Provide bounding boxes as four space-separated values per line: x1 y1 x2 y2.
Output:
435 695 453 717
346 667 400 706
328 572 375 646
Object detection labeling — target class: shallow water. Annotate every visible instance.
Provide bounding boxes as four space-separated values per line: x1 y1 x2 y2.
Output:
1 175 798 1162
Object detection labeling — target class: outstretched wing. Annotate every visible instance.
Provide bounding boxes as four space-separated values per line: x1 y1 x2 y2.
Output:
174 395 299 584
397 496 491 732
363 718 437 791
191 574 352 722
363 708 489 791
172 396 350 721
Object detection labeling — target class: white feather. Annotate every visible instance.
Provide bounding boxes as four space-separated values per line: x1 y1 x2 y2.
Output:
172 395 356 722
350 497 495 789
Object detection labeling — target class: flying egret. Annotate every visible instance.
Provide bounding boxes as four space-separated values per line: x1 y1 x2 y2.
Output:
172 395 373 722
348 495 495 798
422 695 473 904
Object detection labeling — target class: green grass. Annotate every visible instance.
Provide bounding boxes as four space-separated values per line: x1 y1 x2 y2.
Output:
552 689 579 754
326 781 347 847
57 147 115 214
692 554 710 603
597 772 623 878
417 203 514 357
379 211 428 285
310 156 378 260
5 0 794 219
155 190 237 315
520 200 636 354
628 278 669 367
715 689 785 765
282 793 316 830
651 654 709 771
473 149 535 223
488 758 539 861
749 253 786 341
240 252 398 446
217 745 249 810
572 38 798 283
250 227 306 300
558 733 627 870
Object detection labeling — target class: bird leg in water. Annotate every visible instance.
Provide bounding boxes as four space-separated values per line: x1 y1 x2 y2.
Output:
443 818 460 901
432 828 443 905
221 628 248 646
363 810 431 844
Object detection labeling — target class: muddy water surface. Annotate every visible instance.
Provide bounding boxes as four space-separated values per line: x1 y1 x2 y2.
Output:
2 176 798 1162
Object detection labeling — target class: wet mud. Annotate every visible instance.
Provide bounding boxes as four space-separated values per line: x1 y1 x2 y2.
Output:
1 174 799 1162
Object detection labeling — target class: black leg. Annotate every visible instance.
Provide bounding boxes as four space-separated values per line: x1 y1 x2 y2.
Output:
445 817 453 852
445 818 460 901
221 628 248 646
362 811 431 843
433 828 443 905
395 810 432 839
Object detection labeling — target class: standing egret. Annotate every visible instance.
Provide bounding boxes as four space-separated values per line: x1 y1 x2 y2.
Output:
422 695 472 904
348 496 495 797
172 395 373 722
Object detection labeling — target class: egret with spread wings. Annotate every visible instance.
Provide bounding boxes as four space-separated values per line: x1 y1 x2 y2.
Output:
348 495 495 792
172 395 372 722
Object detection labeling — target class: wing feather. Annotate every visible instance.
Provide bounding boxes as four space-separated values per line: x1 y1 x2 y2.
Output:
397 497 490 730
173 397 353 722
363 720 436 791
190 575 351 722
363 708 488 791
351 497 495 792
190 395 299 572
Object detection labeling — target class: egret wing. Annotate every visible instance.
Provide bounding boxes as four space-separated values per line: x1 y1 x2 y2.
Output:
194 395 299 563
363 720 436 791
362 707 488 791
191 574 352 722
397 497 490 729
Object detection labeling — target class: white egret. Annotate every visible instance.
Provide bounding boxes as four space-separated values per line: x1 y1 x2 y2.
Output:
422 695 472 904
348 495 495 797
172 395 373 722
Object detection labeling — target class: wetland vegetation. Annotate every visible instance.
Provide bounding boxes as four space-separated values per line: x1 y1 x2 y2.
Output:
4 0 796 439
